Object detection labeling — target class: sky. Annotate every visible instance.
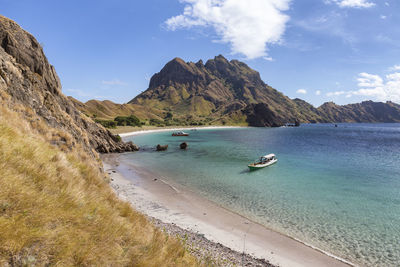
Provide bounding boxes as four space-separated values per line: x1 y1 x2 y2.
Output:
1 0 399 106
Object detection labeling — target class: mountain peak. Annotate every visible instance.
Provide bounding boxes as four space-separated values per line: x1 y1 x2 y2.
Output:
169 57 186 65
215 54 229 61
147 57 207 89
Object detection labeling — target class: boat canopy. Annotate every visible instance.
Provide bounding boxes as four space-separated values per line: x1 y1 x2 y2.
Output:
262 154 275 159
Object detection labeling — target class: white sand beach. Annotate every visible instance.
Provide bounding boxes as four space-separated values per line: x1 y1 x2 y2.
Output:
118 126 247 137
103 152 353 267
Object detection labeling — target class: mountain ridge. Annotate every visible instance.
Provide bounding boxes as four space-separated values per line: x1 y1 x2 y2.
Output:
76 55 400 126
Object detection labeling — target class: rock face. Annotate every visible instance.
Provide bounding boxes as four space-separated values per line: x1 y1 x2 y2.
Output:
0 15 138 154
243 103 283 127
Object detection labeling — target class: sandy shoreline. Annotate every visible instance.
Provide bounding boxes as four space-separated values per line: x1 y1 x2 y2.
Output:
102 153 353 267
118 126 247 137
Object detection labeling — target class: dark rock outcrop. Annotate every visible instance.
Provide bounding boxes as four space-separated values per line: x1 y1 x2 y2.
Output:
156 144 168 151
180 142 188 149
243 103 283 127
0 15 138 154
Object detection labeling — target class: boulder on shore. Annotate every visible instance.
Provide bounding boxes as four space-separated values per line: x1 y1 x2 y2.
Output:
180 142 188 149
156 144 168 151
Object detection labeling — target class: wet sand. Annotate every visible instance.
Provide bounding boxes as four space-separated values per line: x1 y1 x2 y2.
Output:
103 153 352 267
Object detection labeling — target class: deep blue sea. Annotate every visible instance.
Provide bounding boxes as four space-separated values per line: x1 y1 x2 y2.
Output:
123 124 400 266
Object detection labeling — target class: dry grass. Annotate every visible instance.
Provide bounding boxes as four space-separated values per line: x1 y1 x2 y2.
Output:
0 103 200 266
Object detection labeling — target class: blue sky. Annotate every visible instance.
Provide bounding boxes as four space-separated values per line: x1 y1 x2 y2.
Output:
1 0 399 106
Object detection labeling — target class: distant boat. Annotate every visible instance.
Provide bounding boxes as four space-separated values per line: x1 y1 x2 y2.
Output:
284 121 300 127
172 131 189 136
248 154 277 171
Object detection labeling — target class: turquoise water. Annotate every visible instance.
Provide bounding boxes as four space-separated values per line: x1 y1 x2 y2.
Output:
123 124 400 266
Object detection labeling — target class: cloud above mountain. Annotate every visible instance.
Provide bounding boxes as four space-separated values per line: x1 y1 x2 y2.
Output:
326 0 375 8
165 0 291 60
326 66 400 102
296 89 307 94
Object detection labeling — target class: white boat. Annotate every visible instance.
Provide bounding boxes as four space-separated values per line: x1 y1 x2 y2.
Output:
172 131 189 136
248 154 277 171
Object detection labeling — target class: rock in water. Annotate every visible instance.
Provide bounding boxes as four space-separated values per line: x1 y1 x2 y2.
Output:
0 15 138 155
156 144 168 151
180 142 188 149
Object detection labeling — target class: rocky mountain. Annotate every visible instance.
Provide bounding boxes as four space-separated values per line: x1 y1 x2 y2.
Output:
317 101 400 123
129 55 317 126
0 15 137 154
125 56 400 126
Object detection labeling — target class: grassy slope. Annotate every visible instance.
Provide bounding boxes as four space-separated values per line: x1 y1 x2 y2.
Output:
68 97 165 121
0 101 198 266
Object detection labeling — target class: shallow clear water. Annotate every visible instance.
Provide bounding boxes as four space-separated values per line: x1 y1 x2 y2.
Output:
123 124 400 266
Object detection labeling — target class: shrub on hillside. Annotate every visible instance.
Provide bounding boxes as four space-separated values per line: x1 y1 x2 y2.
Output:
95 119 117 129
114 115 141 127
149 118 164 126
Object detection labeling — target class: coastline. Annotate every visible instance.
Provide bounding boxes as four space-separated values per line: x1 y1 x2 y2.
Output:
102 153 353 267
117 126 248 137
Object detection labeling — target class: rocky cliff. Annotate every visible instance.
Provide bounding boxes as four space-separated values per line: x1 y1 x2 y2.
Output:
0 15 137 154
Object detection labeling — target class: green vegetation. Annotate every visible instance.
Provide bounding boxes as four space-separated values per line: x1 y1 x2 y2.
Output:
96 115 142 129
114 115 141 127
95 119 117 129
149 118 164 126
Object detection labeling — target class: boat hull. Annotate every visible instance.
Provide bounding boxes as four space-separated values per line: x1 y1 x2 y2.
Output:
248 159 277 171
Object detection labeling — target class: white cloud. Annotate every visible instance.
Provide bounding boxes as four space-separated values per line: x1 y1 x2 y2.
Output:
165 0 291 59
326 90 346 97
380 15 387 20
101 79 128 86
388 65 400 71
296 89 307 94
315 90 321 95
326 69 400 103
326 0 375 8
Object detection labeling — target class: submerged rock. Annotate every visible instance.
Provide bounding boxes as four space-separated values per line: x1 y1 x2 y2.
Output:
156 144 168 151
180 142 188 149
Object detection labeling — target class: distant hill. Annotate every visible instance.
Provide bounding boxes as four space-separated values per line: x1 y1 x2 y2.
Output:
73 56 400 126
317 101 400 123
69 97 165 121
